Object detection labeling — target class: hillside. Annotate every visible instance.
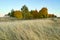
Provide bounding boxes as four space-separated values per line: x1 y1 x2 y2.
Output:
0 18 60 40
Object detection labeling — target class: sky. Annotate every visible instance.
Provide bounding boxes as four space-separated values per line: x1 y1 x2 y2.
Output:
0 0 60 17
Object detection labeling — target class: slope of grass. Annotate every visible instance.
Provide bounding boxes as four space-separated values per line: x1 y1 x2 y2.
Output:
0 18 60 40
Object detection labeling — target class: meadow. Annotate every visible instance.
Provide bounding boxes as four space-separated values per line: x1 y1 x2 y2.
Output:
0 18 60 40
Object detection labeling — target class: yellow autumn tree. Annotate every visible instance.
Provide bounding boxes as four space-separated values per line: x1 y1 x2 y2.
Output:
39 7 48 18
30 10 39 18
14 11 23 19
48 14 57 18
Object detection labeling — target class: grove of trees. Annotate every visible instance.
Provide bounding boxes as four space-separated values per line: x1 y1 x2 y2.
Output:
7 5 57 19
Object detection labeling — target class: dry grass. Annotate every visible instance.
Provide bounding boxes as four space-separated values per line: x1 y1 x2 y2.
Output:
0 18 60 40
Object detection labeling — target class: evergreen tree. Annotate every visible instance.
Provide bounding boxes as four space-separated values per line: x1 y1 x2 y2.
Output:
21 5 32 19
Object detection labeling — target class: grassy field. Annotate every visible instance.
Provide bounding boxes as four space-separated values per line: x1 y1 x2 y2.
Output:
0 18 60 40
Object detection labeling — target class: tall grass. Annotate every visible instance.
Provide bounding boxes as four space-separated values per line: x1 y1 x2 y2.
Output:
0 19 60 40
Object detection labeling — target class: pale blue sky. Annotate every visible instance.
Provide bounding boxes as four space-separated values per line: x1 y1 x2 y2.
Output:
0 0 60 17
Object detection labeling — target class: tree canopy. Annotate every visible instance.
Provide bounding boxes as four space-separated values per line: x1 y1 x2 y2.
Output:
7 5 57 19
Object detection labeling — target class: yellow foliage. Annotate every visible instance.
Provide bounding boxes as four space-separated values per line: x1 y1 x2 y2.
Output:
14 11 23 19
39 7 48 18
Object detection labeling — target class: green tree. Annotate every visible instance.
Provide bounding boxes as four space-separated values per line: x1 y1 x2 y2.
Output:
21 5 32 19
8 9 14 17
7 12 10 16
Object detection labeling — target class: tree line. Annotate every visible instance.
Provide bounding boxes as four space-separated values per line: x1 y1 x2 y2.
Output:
6 5 57 19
